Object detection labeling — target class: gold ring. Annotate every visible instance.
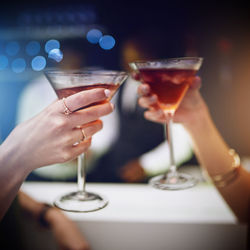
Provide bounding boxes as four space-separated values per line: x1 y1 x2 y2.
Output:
62 97 72 115
80 128 87 141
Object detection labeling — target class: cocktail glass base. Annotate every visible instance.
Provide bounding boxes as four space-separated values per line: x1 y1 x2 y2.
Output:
54 191 108 212
149 173 198 190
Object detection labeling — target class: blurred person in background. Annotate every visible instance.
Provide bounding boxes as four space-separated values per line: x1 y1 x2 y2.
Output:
1 191 90 250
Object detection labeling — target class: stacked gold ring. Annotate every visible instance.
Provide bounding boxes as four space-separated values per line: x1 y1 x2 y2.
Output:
80 128 87 141
62 97 73 115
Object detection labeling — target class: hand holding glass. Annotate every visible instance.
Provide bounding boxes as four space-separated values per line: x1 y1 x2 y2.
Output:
45 70 128 212
130 57 203 190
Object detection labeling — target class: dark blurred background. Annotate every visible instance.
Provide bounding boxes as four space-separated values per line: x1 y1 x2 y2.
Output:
1 0 250 156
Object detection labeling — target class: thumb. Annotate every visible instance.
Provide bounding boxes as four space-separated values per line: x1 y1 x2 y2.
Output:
190 76 201 90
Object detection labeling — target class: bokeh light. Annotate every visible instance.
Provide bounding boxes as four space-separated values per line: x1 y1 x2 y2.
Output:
99 35 116 50
11 58 26 73
26 41 40 56
31 56 46 71
0 55 8 70
48 48 63 62
45 39 60 53
6 41 20 56
86 29 103 44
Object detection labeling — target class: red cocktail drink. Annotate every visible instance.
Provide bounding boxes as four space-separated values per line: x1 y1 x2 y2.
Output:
56 83 119 104
130 57 203 190
139 68 197 113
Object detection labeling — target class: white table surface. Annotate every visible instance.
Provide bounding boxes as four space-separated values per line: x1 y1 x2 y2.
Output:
21 182 247 250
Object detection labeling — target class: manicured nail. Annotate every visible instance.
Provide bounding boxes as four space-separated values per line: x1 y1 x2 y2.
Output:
149 95 157 102
141 85 149 94
104 89 111 98
154 109 164 116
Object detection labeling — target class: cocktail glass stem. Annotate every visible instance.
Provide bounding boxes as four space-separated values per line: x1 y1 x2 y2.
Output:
164 115 178 179
149 110 197 190
131 57 202 190
77 153 86 193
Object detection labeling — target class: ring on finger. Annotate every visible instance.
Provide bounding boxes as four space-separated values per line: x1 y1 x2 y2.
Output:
62 97 73 115
80 128 87 141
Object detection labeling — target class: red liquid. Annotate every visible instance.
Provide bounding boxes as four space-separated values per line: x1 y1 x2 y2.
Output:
55 83 120 106
139 68 197 112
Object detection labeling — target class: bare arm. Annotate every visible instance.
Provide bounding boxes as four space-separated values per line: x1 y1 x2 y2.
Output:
184 101 250 223
137 77 250 223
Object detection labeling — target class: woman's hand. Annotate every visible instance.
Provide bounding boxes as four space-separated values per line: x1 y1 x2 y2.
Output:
137 76 208 127
0 88 113 219
2 88 113 172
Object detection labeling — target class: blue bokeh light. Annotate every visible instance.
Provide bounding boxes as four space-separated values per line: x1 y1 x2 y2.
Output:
48 49 63 62
31 56 46 71
0 55 9 70
86 29 103 44
45 39 60 53
99 35 116 50
26 41 40 56
11 58 26 73
6 41 20 56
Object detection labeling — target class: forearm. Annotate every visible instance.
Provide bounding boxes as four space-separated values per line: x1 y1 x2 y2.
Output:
184 105 250 223
18 191 61 227
18 191 46 219
0 135 31 220
184 107 233 175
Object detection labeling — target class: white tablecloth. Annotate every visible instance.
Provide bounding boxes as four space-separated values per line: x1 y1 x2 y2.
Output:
21 182 247 250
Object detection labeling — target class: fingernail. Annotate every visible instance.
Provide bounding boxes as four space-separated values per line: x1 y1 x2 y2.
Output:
157 109 164 116
104 89 111 98
141 85 149 94
111 103 115 110
149 95 157 102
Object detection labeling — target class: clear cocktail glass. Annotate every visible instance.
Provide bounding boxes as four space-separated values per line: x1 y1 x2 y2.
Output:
130 57 203 190
45 70 128 211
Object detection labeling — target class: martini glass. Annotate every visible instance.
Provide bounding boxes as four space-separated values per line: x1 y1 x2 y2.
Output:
45 70 128 212
130 57 203 190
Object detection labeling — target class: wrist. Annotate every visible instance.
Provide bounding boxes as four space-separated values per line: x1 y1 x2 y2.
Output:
0 139 30 182
44 206 64 227
37 203 53 228
0 127 35 175
183 102 212 134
